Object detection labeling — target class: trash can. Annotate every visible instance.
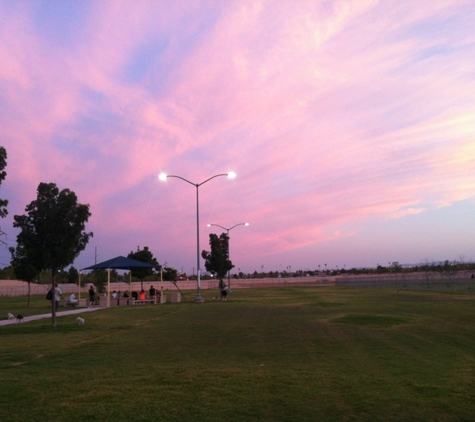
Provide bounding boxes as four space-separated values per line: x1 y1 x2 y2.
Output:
170 293 181 303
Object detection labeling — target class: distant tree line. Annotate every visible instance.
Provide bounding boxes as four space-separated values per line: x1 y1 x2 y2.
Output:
2 257 474 285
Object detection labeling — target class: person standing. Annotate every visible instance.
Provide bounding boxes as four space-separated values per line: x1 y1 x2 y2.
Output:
54 285 62 310
219 278 227 301
88 285 96 307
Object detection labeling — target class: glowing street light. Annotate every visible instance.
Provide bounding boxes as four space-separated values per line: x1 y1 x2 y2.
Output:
207 222 249 290
158 172 236 303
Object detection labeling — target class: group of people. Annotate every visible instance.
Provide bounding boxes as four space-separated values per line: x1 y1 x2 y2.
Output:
85 285 161 306
131 286 161 300
48 287 80 309
51 281 228 308
47 284 165 309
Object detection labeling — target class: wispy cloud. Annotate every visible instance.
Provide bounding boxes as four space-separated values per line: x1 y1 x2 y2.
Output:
0 1 474 271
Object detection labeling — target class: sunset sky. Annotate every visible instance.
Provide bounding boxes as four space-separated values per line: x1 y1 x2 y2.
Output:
0 0 474 275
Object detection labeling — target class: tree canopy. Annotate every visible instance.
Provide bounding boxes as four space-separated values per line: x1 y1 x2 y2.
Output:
162 266 178 282
201 233 233 279
127 246 159 280
11 182 93 325
9 244 38 281
12 182 93 276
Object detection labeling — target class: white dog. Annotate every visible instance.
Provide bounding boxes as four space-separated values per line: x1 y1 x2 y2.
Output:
8 313 15 320
76 317 85 325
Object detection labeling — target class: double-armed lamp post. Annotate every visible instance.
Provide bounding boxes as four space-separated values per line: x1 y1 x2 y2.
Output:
159 172 236 303
207 222 249 290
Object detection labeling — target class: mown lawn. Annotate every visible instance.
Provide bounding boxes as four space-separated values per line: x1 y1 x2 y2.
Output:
1 287 475 421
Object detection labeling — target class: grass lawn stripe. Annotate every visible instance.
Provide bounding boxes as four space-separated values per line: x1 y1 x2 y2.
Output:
2 287 475 421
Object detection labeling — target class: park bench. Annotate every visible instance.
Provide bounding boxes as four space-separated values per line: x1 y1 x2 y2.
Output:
65 299 78 307
132 298 156 305
64 298 88 307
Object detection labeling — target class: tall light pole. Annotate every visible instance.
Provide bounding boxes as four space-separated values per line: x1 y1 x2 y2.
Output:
207 222 249 290
159 171 236 303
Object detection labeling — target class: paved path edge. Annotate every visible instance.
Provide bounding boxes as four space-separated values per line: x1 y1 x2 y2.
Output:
1 307 103 326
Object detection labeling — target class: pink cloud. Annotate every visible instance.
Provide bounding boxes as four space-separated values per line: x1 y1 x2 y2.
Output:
1 1 474 271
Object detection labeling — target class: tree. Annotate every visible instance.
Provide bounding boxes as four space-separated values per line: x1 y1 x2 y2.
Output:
420 258 434 289
0 146 8 218
11 182 93 326
442 259 458 287
0 265 14 279
68 266 79 284
91 269 108 294
127 246 159 289
201 233 233 280
9 244 39 307
391 261 402 273
162 266 178 281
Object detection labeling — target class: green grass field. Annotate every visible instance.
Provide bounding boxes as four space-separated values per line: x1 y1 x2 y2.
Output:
1 287 475 421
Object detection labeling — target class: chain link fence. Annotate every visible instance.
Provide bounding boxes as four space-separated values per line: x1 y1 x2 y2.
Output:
335 271 475 292
2 272 474 297
1 277 335 297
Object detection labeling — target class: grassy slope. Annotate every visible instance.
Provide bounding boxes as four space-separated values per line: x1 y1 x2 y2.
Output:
1 288 475 421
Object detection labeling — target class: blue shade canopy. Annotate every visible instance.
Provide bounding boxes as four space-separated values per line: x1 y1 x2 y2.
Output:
81 256 157 271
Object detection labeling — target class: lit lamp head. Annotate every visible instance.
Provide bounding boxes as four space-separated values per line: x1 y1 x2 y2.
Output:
158 173 168 181
227 171 236 179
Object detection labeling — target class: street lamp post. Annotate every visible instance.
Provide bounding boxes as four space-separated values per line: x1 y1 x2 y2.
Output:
159 172 236 303
207 222 249 290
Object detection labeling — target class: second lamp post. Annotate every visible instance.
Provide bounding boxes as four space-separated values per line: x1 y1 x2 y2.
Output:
207 222 249 290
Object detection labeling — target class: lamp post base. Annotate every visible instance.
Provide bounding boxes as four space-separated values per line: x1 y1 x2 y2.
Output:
194 295 205 304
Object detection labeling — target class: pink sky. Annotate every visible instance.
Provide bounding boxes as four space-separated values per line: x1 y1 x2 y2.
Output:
0 0 474 274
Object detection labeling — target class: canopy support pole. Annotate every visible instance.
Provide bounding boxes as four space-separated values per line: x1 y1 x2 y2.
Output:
107 268 111 307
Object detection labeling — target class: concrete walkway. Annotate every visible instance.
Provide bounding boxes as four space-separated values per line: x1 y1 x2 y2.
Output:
1 307 102 327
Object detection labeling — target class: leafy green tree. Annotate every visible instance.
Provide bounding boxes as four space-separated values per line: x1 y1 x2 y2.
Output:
0 265 14 279
0 146 8 218
9 244 39 307
11 182 93 326
201 233 233 279
68 266 79 284
92 269 108 293
391 261 402 273
127 246 159 288
56 270 69 283
163 267 178 281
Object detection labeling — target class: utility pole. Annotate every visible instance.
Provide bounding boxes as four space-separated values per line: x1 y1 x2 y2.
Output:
0 227 6 246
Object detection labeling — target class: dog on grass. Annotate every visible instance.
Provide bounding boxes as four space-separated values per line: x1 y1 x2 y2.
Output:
17 314 24 323
8 313 15 320
76 317 85 325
